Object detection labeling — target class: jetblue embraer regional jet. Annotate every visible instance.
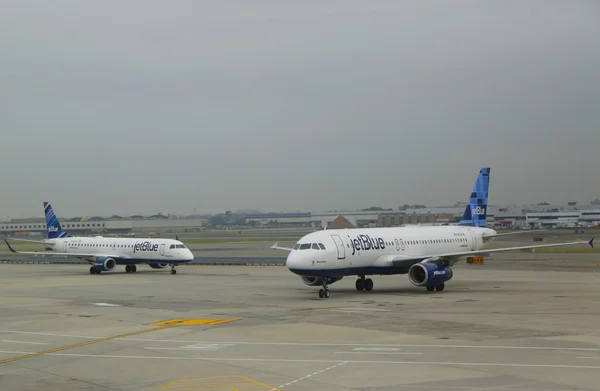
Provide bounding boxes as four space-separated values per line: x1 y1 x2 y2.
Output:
271 168 594 298
4 202 194 275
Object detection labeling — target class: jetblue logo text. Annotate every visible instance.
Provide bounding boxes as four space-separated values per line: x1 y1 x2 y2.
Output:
351 234 385 255
471 206 486 216
48 226 58 232
133 241 159 253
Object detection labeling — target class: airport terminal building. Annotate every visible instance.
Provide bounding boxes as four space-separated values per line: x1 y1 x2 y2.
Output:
0 216 208 237
1 204 599 237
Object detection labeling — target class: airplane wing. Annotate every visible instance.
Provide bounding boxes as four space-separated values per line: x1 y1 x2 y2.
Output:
4 240 121 259
1 238 50 244
391 237 594 268
482 229 545 239
270 242 294 252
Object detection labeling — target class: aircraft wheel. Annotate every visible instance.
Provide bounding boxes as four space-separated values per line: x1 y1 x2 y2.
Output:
355 279 364 291
325 289 330 298
426 285 435 292
90 267 95 275
170 269 177 275
364 278 374 291
131 265 137 273
125 265 131 273
319 289 324 298
435 283 445 292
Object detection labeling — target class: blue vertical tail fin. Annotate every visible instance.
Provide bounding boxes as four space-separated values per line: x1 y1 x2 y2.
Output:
457 167 490 227
43 202 71 239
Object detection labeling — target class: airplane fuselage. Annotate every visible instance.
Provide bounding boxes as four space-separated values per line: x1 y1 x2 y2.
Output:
44 236 194 265
285 225 497 277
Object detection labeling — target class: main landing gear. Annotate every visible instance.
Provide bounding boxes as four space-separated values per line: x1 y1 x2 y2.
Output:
355 276 373 292
89 267 100 275
170 264 177 275
425 283 445 292
125 265 137 273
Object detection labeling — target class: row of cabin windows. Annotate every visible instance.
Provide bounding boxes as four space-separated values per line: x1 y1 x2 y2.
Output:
405 238 468 245
347 237 469 248
72 243 134 248
294 243 326 250
71 243 186 249
293 237 468 251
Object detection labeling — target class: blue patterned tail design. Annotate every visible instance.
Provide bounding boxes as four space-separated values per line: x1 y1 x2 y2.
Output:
457 167 490 228
43 202 71 239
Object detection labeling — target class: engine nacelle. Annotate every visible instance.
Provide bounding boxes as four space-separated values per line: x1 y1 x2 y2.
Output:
408 262 453 287
301 276 343 286
149 263 168 269
93 257 117 272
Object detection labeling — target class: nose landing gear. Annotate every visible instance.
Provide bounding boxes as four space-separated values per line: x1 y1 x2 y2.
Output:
318 279 330 299
170 264 177 275
318 287 330 298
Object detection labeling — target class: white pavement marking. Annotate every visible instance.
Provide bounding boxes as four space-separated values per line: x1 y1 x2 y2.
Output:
0 350 32 354
0 330 100 339
180 343 235 350
2 351 600 369
578 356 600 359
89 302 121 307
2 340 49 345
271 361 348 390
2 330 600 353
335 351 423 355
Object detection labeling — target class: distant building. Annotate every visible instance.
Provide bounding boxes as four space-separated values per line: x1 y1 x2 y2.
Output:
324 215 356 229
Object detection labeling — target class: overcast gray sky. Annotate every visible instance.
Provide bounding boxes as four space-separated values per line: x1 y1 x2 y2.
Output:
1 1 599 219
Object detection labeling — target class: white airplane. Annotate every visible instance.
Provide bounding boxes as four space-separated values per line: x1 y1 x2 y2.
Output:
4 202 194 275
271 167 595 298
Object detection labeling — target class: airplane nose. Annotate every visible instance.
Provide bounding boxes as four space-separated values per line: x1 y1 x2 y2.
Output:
285 252 307 275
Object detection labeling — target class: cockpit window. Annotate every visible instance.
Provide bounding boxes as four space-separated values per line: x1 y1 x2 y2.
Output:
299 243 311 250
169 245 175 249
293 244 301 250
311 243 320 250
318 243 326 250
176 244 186 248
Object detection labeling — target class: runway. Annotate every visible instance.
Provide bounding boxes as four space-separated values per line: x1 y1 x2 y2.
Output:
1 258 600 390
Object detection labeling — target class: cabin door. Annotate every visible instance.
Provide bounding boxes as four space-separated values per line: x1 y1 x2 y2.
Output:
467 229 476 251
330 234 346 259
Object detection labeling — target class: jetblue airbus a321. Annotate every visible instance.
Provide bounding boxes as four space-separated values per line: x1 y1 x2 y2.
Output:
4 202 194 275
271 167 594 298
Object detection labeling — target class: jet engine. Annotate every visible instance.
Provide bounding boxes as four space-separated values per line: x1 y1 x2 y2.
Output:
92 257 117 272
149 263 168 269
408 262 453 287
301 276 343 286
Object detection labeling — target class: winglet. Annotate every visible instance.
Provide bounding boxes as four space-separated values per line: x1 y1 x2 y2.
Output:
4 240 17 253
589 237 595 249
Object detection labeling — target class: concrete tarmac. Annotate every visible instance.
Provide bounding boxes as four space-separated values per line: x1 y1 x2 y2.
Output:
1 257 600 390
